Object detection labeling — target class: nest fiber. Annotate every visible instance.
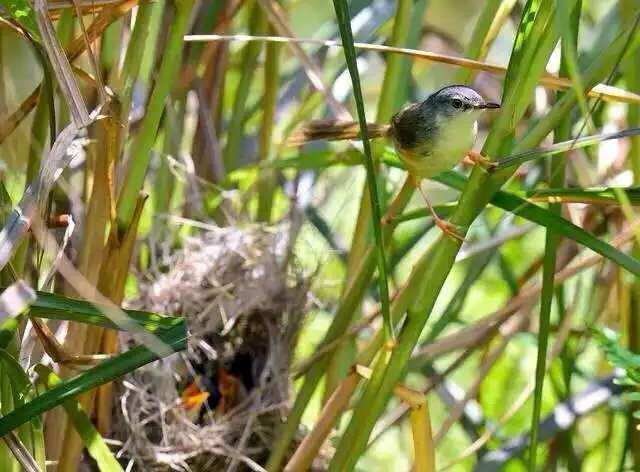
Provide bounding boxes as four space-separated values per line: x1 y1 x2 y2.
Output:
115 225 308 471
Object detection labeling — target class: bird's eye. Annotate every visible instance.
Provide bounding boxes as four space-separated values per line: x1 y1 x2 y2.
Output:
451 99 463 109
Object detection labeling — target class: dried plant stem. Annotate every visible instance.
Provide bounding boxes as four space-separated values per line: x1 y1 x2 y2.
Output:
33 0 90 126
184 34 640 105
55 194 148 471
409 399 435 472
0 0 139 145
257 0 350 119
284 372 360 472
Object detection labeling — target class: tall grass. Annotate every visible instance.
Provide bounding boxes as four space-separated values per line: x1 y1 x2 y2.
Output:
0 0 640 470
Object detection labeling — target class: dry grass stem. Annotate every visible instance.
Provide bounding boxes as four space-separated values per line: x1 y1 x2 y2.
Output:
184 34 640 104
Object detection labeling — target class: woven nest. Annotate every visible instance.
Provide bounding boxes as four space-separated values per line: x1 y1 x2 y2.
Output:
114 225 310 471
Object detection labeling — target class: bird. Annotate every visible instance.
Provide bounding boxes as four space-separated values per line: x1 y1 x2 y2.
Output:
287 85 500 240
180 353 255 422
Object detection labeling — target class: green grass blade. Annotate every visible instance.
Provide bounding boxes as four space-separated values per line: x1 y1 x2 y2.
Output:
627 15 640 181
138 0 166 86
34 365 123 472
503 0 542 90
331 0 393 342
346 0 415 270
271 148 640 275
116 0 193 229
0 323 186 438
117 1 157 115
395 171 640 275
498 0 561 131
437 171 640 276
392 0 428 110
256 29 280 222
555 0 590 130
456 0 502 83
374 0 413 123
528 4 579 458
223 1 266 172
26 290 183 333
321 0 420 409
0 350 44 471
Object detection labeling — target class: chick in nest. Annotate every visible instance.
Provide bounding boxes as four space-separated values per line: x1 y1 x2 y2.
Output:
180 353 255 422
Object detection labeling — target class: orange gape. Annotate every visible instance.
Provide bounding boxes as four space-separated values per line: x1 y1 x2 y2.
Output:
216 366 241 416
180 366 248 417
180 378 210 411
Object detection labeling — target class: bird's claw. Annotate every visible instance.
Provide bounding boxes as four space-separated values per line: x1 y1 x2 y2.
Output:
465 151 496 171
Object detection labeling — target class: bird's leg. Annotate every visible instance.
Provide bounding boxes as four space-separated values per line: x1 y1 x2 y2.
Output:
464 150 496 171
410 175 465 241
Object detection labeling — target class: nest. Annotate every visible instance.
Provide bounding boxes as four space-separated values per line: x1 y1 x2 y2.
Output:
114 225 310 471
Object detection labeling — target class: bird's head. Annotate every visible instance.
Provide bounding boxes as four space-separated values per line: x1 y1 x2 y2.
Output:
425 85 500 121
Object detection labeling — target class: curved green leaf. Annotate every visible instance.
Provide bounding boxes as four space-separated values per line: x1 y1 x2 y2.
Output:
0 322 186 438
438 171 640 276
34 365 123 472
276 148 640 276
0 350 44 470
331 0 393 344
26 290 182 333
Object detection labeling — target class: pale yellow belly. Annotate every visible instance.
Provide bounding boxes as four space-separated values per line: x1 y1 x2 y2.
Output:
399 115 478 178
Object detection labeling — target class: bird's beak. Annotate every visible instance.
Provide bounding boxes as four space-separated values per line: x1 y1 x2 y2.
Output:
476 102 501 110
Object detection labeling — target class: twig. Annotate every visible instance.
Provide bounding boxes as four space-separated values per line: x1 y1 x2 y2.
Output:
0 0 138 144
33 0 90 126
184 34 640 104
255 0 351 119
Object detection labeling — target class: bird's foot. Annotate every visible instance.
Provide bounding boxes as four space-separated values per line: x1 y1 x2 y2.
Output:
434 217 465 241
464 150 496 171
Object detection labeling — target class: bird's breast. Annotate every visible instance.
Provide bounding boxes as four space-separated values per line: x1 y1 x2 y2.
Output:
400 113 478 178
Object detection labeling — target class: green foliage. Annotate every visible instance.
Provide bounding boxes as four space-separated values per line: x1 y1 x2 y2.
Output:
0 349 44 471
595 328 640 385
2 0 640 470
34 365 123 472
331 0 393 342
0 322 186 437
0 0 38 38
27 290 183 333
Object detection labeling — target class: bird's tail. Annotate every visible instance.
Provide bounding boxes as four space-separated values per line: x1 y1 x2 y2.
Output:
286 120 390 146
